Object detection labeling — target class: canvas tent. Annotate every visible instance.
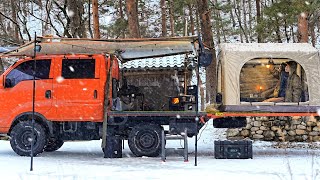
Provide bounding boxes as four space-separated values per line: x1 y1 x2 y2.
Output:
218 43 320 106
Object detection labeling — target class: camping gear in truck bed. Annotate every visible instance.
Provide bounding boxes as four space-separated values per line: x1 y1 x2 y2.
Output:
214 140 252 159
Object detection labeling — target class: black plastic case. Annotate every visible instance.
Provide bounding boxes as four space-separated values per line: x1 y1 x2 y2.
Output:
214 140 253 159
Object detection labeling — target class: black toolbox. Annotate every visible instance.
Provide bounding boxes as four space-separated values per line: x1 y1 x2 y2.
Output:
214 140 253 159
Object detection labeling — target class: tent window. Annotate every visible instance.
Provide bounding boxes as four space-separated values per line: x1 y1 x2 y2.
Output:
240 58 308 103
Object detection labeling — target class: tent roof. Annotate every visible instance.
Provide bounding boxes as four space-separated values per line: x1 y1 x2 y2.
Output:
219 43 318 54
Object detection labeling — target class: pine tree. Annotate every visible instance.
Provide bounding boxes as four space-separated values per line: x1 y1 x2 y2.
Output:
197 0 217 104
126 0 140 38
160 0 167 37
92 0 100 39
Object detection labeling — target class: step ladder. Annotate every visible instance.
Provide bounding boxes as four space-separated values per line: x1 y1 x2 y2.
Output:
161 129 188 162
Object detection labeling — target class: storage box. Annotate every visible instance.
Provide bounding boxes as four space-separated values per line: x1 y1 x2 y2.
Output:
214 140 252 159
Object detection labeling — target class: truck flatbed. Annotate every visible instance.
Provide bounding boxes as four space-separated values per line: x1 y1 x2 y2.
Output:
108 111 207 117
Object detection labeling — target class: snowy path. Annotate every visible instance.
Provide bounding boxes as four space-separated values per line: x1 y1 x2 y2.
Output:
0 122 319 180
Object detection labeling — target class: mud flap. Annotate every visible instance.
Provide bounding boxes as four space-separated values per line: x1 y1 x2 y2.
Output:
103 126 122 158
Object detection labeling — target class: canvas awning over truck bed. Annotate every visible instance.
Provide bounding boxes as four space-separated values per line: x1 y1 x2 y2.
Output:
0 36 198 62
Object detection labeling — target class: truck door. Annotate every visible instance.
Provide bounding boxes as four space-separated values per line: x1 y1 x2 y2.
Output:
54 57 102 121
0 59 53 119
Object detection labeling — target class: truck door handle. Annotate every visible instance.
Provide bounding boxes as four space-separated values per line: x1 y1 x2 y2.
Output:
45 90 51 99
94 90 97 99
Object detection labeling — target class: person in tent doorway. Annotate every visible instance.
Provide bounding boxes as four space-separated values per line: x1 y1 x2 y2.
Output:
264 62 288 102
284 61 302 102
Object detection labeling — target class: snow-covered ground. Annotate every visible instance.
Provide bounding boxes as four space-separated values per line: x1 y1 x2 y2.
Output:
0 121 319 180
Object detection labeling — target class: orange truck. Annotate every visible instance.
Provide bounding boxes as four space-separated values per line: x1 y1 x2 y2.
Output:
0 37 209 157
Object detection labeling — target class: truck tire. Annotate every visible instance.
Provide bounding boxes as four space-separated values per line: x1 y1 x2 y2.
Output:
10 121 47 156
44 138 64 152
128 124 162 157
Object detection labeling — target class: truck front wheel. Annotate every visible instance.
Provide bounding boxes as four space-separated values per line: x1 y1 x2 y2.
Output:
10 121 47 156
128 124 162 157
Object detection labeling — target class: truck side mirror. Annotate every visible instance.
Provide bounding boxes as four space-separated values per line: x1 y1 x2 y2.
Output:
5 78 12 88
34 44 42 52
199 49 213 67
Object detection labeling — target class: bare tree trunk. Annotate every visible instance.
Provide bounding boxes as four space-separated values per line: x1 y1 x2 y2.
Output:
216 1 227 42
227 0 236 27
242 0 249 43
298 12 308 43
275 18 282 43
42 0 52 36
52 0 71 37
126 0 140 38
309 16 316 47
256 0 262 42
0 16 8 39
46 1 62 37
67 0 86 38
197 0 217 104
248 0 253 40
0 3 22 42
284 19 290 43
188 4 195 35
291 25 296 43
169 0 175 37
88 0 93 38
160 0 167 37
213 0 221 44
234 1 244 43
92 0 100 39
195 4 200 32
119 0 125 38
17 2 31 41
183 11 188 36
10 0 19 42
317 15 320 33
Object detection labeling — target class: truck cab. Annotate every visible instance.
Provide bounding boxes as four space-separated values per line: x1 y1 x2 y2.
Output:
0 54 122 156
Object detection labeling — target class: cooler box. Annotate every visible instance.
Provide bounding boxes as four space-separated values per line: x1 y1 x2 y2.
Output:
214 140 252 159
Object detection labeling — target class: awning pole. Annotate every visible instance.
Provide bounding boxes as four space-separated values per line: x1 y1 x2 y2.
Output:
30 32 37 171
